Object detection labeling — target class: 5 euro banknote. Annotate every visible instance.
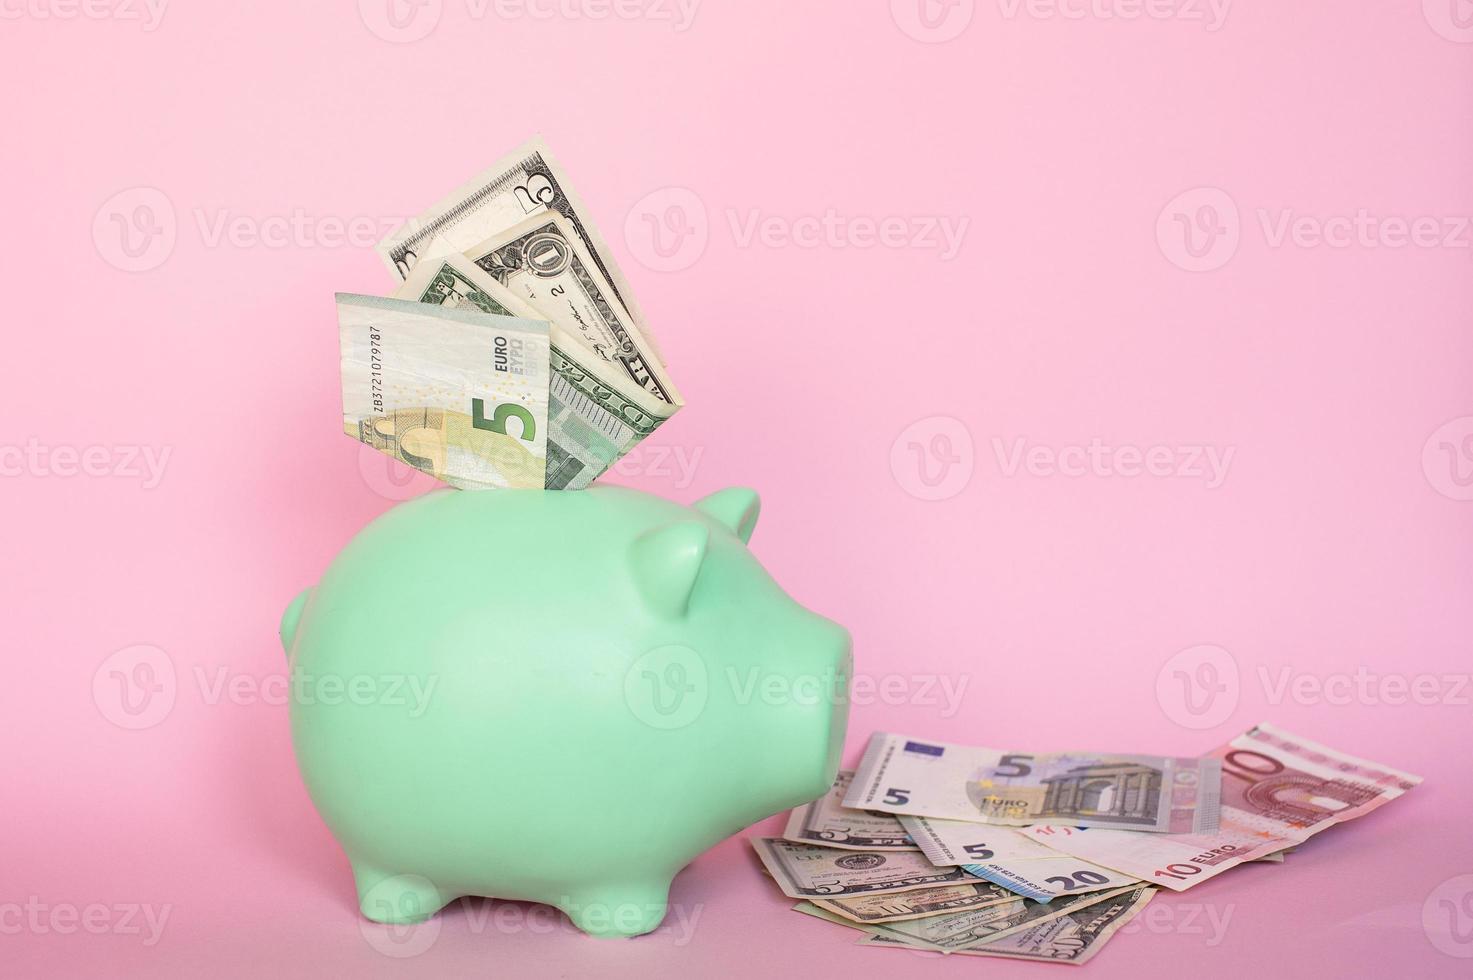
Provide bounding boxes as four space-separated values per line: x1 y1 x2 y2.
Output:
844 732 1222 834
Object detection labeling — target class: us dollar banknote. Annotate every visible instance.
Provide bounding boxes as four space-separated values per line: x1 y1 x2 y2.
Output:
796 896 1029 950
337 293 549 489
898 815 1139 903
751 838 972 900
807 881 1016 924
783 771 918 851
1017 723 1421 891
392 254 673 489
376 136 657 353
464 213 681 409
800 884 1141 953
844 732 1222 834
859 885 1156 965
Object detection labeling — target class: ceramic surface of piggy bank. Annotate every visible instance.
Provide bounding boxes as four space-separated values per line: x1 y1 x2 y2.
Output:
281 485 850 938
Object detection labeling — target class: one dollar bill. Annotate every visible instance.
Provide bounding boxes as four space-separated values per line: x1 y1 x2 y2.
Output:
844 732 1222 834
464 212 681 409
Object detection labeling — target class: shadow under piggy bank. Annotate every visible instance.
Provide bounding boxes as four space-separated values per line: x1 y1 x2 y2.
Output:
280 485 851 938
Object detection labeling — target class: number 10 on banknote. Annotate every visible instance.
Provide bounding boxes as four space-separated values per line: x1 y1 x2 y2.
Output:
843 733 1222 834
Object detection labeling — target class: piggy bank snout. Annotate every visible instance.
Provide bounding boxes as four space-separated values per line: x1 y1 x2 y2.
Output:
821 619 853 776
781 613 852 804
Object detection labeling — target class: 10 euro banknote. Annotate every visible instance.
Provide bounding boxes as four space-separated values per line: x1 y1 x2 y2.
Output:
1015 723 1421 890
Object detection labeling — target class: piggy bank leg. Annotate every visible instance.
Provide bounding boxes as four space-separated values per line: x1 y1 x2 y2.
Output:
557 878 672 938
351 861 449 924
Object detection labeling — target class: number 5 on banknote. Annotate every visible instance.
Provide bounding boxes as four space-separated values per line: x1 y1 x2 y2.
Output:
845 733 1222 834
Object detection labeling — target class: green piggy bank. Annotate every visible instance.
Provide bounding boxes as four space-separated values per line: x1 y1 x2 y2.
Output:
281 485 851 938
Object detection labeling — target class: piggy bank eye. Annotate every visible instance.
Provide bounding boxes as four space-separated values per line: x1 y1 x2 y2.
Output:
693 487 761 544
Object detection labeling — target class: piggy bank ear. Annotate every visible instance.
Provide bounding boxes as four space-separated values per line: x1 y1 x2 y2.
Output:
693 487 761 544
631 522 710 618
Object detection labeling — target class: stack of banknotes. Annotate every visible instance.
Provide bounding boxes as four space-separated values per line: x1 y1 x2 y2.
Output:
338 137 681 490
753 723 1420 965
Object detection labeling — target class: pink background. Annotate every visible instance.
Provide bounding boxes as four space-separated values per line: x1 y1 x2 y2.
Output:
5 1 1472 976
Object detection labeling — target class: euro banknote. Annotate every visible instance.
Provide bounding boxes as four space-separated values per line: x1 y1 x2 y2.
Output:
337 293 549 489
898 814 1139 903
844 732 1222 834
783 771 917 851
392 254 673 489
751 838 972 900
1017 723 1421 891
